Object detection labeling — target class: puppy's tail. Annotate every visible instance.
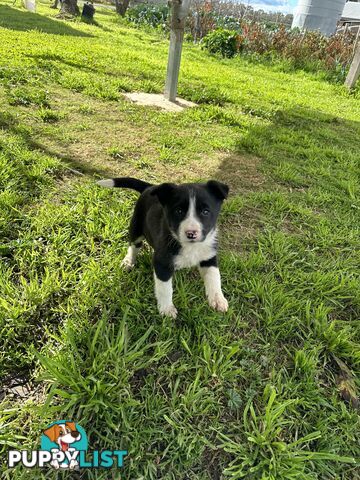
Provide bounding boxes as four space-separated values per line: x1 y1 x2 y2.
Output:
97 177 152 193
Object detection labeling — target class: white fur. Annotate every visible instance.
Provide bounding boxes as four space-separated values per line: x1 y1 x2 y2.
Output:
174 229 217 270
199 265 228 312
178 196 202 243
154 273 177 318
97 179 115 188
121 238 143 270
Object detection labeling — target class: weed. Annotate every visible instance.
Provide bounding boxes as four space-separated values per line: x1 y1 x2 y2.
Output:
37 107 62 123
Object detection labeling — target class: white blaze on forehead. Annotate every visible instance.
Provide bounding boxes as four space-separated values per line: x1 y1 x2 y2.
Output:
178 195 202 241
187 196 199 228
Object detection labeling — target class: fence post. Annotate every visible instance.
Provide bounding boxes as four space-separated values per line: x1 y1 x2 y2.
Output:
345 39 360 89
164 0 191 102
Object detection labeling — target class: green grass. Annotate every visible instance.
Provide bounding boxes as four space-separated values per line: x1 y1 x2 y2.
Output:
0 1 359 478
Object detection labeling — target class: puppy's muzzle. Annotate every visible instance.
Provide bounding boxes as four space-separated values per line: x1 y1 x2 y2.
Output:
185 230 199 240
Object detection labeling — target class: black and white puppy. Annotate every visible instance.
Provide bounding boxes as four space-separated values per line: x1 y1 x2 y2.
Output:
97 177 229 318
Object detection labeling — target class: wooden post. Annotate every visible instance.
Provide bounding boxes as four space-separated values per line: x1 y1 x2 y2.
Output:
164 0 191 102
345 39 360 89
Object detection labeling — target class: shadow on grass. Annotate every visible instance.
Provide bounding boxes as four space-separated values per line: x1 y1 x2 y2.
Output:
0 110 106 177
80 14 113 32
27 52 158 83
28 52 103 75
0 5 93 37
214 105 360 259
215 106 360 195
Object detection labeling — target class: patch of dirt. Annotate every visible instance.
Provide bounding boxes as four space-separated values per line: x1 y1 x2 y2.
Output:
0 374 47 405
213 152 270 195
220 206 264 254
26 87 206 184
0 81 275 208
24 86 273 190
31 88 157 178
201 445 230 480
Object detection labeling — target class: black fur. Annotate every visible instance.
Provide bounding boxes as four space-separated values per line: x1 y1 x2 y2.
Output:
98 177 228 258
200 256 218 268
108 177 152 193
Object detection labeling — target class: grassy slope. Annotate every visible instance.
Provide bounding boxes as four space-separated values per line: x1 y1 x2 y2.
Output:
0 1 359 478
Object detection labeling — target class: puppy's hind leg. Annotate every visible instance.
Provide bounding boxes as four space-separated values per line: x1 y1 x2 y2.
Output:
121 210 144 271
121 241 143 270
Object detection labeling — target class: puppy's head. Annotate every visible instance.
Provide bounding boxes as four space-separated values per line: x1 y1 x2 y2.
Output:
151 181 229 244
43 422 81 451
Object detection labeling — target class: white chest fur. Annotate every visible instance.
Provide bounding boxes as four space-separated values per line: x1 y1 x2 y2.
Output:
174 230 217 270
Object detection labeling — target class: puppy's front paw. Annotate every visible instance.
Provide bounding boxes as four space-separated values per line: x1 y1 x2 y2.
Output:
121 256 135 271
209 293 228 312
158 304 178 318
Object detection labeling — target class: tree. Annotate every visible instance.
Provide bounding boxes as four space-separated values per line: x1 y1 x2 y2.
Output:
50 0 60 9
164 0 191 101
115 0 130 17
59 0 79 16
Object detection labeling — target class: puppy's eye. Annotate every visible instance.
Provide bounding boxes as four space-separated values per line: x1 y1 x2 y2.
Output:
59 431 64 436
175 208 183 215
201 208 210 216
66 428 71 434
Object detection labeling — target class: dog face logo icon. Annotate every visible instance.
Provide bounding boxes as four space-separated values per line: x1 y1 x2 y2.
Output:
41 421 88 470
43 422 81 452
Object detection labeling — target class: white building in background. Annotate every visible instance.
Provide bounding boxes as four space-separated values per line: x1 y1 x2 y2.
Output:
292 0 360 35
340 1 360 30
292 0 346 36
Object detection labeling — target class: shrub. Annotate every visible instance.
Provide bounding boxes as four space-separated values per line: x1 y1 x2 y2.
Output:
187 1 216 40
127 4 169 29
270 26 355 76
215 14 241 32
201 28 241 58
325 31 355 69
200 20 355 82
241 22 271 54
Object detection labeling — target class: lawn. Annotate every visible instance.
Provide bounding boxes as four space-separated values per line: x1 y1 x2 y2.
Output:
0 1 359 478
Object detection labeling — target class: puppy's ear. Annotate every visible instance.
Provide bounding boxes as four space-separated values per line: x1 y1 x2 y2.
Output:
43 424 61 443
206 180 229 200
66 422 77 432
151 183 177 206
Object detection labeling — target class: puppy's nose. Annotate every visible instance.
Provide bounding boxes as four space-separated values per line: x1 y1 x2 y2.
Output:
185 230 198 240
71 431 79 438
